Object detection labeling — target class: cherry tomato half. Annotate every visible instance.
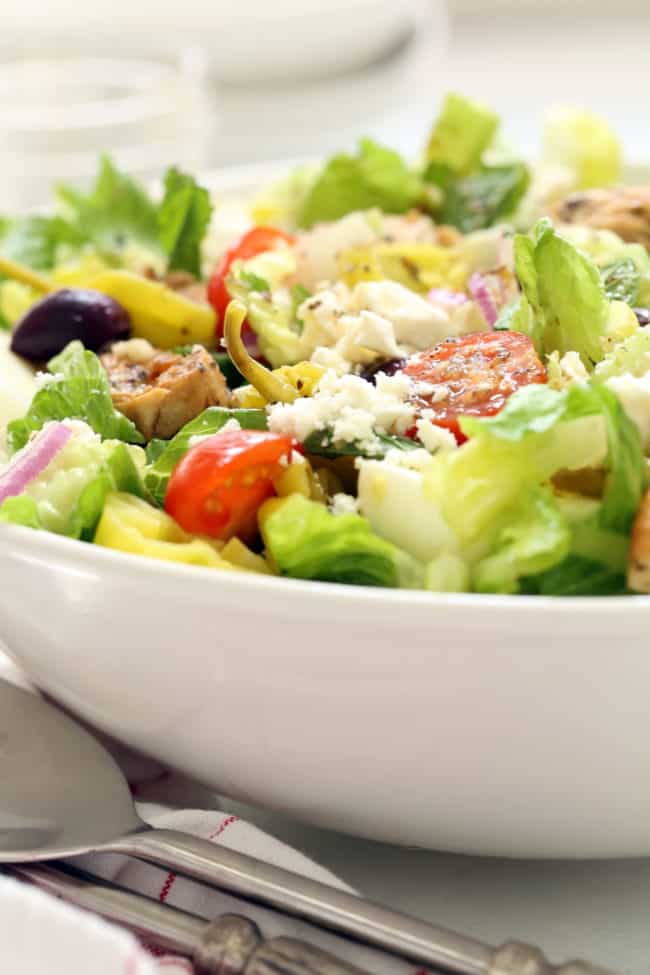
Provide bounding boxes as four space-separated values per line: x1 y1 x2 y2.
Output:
207 227 295 340
402 330 547 444
165 430 295 543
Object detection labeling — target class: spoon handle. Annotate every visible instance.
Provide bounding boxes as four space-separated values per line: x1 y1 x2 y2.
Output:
109 828 615 975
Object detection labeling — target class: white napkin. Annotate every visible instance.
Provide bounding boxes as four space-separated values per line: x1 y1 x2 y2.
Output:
0 657 425 974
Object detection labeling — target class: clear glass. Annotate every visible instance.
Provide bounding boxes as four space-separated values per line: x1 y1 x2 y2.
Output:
0 48 216 212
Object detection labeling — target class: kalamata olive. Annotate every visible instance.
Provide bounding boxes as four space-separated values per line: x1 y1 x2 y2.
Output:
360 357 407 384
634 308 650 327
10 289 131 363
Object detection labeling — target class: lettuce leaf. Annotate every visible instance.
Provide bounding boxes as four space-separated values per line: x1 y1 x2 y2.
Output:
57 154 160 257
425 381 645 560
261 494 422 588
0 428 144 538
425 93 499 174
513 219 609 366
158 168 212 277
144 407 267 506
7 341 144 453
522 555 628 596
542 106 622 189
472 487 570 594
0 216 84 271
298 139 422 230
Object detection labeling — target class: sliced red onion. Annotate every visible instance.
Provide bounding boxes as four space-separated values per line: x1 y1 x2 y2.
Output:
469 272 499 326
427 288 469 307
0 422 72 505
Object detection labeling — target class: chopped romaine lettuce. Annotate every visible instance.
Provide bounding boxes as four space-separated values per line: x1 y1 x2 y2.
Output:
144 407 267 506
513 219 609 366
472 487 571 594
0 216 84 271
158 168 212 278
542 106 622 189
594 327 650 381
298 139 422 230
424 552 470 593
425 93 499 174
57 154 160 258
260 493 423 588
7 341 144 453
522 554 628 596
0 422 144 538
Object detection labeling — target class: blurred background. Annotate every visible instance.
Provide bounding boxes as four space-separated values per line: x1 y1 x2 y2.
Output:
0 0 647 209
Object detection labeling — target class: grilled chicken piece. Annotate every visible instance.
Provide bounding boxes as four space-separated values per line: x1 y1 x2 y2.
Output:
101 341 230 441
628 487 650 592
551 186 650 250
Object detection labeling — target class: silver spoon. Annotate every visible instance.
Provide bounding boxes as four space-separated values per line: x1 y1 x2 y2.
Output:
0 678 612 975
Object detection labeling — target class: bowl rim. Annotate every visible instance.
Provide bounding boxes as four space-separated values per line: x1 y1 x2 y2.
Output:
1 519 648 615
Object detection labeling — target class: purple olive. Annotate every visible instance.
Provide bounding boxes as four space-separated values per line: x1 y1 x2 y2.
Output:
10 289 131 363
360 357 407 384
634 308 650 327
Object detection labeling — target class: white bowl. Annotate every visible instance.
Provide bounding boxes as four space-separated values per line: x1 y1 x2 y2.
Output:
1 521 650 859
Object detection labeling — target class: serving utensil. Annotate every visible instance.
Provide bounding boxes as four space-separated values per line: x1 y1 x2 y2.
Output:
0 678 614 975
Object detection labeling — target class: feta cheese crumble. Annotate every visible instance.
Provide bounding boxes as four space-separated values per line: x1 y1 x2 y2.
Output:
329 492 360 516
267 369 416 455
606 371 650 450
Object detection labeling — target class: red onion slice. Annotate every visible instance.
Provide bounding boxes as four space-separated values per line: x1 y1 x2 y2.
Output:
469 272 499 326
0 422 72 505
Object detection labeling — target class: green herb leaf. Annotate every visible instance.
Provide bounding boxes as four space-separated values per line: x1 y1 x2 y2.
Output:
430 163 529 233
158 167 212 278
303 429 420 460
600 258 640 305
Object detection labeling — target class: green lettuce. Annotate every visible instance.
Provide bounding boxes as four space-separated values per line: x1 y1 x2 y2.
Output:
472 487 570 594
513 219 609 366
423 382 645 570
158 167 212 277
425 92 499 174
57 154 160 258
0 428 144 539
594 327 650 381
144 407 267 506
7 341 144 453
302 430 421 460
522 555 628 596
542 106 622 190
298 139 422 230
261 494 422 588
0 215 84 271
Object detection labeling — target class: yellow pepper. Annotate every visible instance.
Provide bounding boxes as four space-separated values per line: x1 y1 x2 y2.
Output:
88 270 216 348
233 362 325 408
220 537 273 574
95 492 240 570
337 243 468 294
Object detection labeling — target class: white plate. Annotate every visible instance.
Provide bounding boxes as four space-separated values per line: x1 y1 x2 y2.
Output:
2 162 650 859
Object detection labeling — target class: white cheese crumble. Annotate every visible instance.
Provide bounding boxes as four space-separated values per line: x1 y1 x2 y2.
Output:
267 369 416 455
34 371 64 389
298 278 485 373
415 418 458 454
329 492 360 516
559 351 589 385
187 418 241 448
606 371 650 450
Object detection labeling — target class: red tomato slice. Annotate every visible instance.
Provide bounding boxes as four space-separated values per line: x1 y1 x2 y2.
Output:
165 430 295 543
402 331 547 444
207 227 295 342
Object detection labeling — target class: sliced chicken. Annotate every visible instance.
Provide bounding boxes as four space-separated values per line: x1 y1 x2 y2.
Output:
101 342 230 441
551 186 650 250
628 486 650 593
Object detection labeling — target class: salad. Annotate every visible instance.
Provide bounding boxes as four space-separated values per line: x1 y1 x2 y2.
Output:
0 92 648 597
